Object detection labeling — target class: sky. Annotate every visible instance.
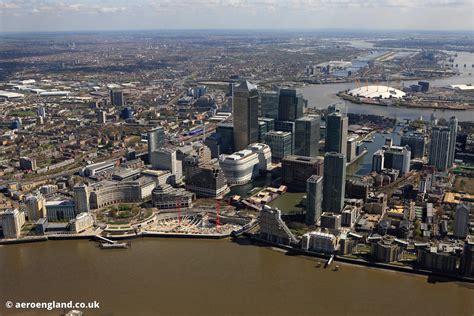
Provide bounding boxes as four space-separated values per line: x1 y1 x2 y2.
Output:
0 0 473 33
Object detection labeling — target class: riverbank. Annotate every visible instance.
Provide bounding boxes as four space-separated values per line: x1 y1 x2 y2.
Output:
2 228 473 284
243 234 474 284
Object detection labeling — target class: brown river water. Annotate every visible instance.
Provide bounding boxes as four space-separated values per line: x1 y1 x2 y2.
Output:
0 238 473 316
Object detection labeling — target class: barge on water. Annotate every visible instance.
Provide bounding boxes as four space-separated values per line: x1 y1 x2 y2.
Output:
99 242 130 249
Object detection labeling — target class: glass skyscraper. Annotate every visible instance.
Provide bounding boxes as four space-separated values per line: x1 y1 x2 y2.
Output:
233 81 259 151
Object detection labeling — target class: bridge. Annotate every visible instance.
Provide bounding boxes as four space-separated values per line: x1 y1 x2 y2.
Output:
94 235 116 244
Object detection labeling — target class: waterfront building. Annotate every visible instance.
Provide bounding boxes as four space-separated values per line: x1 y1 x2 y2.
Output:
282 155 324 191
219 149 260 185
322 152 346 213
147 127 165 158
372 149 384 172
320 212 342 231
258 206 298 245
370 235 402 263
448 116 458 167
460 236 474 277
247 143 272 172
89 177 156 209
150 148 183 184
301 231 337 254
383 146 411 176
260 90 279 119
346 136 358 162
454 204 470 239
278 88 304 122
417 245 458 274
233 81 259 151
25 192 46 220
70 212 94 233
152 184 195 209
325 110 348 155
295 115 320 157
306 175 323 225
184 160 229 198
110 90 124 106
73 184 90 213
0 209 25 238
401 132 426 159
45 200 76 221
216 123 234 154
265 131 292 162
429 126 451 171
19 157 37 171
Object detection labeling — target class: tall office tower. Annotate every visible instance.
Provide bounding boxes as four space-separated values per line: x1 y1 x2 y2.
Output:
25 193 46 220
323 152 346 213
150 148 183 184
306 175 323 225
278 88 304 121
216 123 234 154
429 126 451 171
448 116 458 167
454 204 470 239
193 86 208 99
110 90 124 106
295 115 320 157
372 149 385 172
401 132 426 159
325 111 348 155
233 81 259 151
0 209 25 238
261 90 280 119
147 127 165 158
383 146 411 176
74 184 90 213
265 131 293 162
97 110 106 124
275 120 295 153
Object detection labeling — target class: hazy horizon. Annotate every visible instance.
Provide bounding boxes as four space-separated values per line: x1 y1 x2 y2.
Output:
0 0 473 33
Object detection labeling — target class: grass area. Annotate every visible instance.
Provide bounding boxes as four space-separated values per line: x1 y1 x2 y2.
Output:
453 176 474 194
10 110 36 117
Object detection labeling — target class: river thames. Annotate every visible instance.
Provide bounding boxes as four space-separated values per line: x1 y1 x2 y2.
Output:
0 239 473 316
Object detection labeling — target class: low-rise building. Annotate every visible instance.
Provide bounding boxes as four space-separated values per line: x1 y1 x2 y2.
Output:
152 184 195 209
70 212 94 233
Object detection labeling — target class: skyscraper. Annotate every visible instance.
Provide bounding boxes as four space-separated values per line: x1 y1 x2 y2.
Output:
448 116 458 167
295 115 320 157
429 126 451 171
306 175 323 225
110 90 124 106
383 146 411 176
260 90 279 119
325 111 348 155
401 132 426 159
150 148 183 184
233 81 259 151
0 209 25 238
147 127 165 158
323 152 346 213
216 123 234 154
454 204 470 239
278 88 304 122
